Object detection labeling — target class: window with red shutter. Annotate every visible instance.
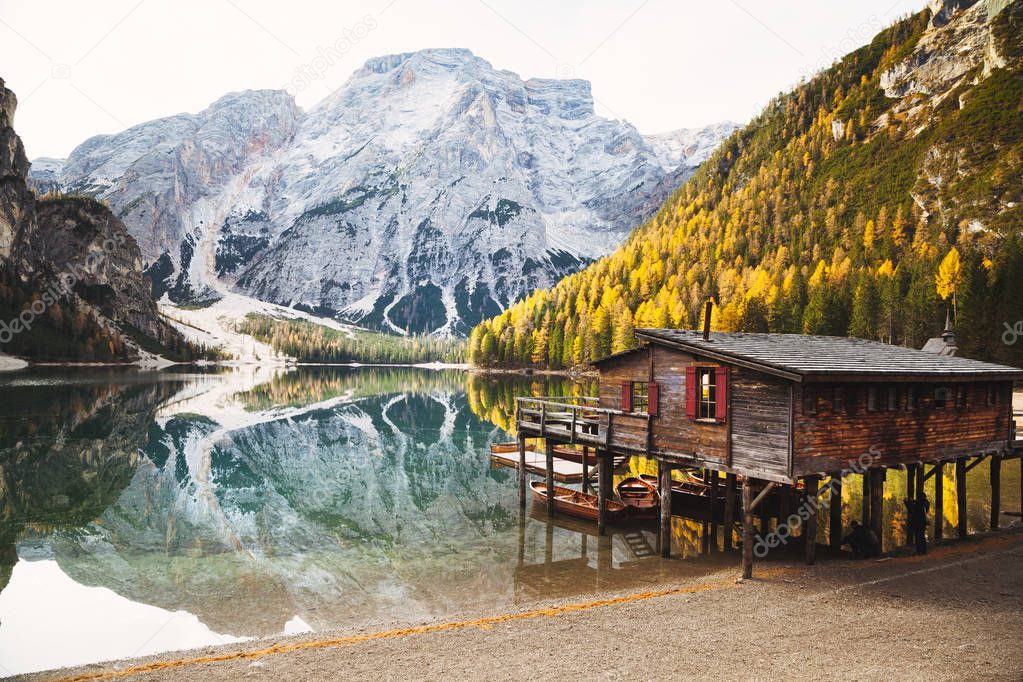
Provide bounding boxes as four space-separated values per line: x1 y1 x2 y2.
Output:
647 382 659 416
714 366 729 422
684 366 697 419
621 381 632 411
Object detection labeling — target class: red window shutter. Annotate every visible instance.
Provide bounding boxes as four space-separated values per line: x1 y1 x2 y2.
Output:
684 367 697 419
648 382 659 416
621 381 632 411
715 366 729 422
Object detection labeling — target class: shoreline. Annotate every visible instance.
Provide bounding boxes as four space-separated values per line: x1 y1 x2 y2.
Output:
22 528 1023 681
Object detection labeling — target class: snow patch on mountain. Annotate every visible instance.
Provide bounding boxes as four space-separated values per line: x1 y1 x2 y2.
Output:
32 48 734 336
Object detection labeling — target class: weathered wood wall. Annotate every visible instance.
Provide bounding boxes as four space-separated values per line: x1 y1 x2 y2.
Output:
597 346 730 464
730 367 790 480
792 381 1013 475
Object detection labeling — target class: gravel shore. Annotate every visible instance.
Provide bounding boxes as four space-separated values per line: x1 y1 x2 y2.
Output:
25 530 1023 682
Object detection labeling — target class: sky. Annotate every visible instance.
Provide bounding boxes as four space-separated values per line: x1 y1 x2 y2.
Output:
1 0 926 160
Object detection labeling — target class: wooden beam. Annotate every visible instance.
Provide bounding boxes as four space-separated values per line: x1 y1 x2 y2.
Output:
906 463 916 502
869 468 884 551
723 473 737 551
991 454 1002 530
752 482 778 510
805 476 819 565
829 475 843 551
964 454 988 474
861 472 870 527
581 446 589 494
933 461 943 544
545 441 555 517
659 461 672 558
709 470 720 552
517 435 527 508
741 480 754 579
956 457 968 539
597 451 609 535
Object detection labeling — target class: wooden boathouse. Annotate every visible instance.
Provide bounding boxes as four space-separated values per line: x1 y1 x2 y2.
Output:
514 324 1023 577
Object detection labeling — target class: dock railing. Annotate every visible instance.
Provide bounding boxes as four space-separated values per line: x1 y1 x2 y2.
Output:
515 396 651 453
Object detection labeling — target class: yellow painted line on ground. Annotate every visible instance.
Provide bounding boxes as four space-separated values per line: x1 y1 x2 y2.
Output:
54 578 739 682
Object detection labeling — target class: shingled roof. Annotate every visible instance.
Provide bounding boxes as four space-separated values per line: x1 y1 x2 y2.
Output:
632 329 1023 382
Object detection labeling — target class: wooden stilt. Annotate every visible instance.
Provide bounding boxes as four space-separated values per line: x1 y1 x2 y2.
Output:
861 472 870 527
581 446 589 493
869 468 884 551
544 441 555 517
758 490 771 538
741 480 754 579
956 457 968 538
991 454 1001 530
517 435 527 508
906 463 918 547
805 476 819 565
933 461 943 544
829 475 843 551
597 451 609 535
723 473 737 551
658 460 672 558
709 470 719 552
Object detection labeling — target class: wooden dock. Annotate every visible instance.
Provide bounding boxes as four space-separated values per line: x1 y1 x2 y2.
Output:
491 450 586 483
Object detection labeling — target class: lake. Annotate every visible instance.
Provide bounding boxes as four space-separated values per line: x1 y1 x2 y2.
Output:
0 366 1018 676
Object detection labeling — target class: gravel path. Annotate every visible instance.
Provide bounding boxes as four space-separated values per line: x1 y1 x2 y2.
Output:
27 531 1023 682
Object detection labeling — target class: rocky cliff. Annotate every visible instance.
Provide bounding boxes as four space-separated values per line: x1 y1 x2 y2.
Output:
0 77 190 361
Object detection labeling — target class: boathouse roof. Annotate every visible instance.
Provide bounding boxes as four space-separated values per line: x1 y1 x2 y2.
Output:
612 329 1023 382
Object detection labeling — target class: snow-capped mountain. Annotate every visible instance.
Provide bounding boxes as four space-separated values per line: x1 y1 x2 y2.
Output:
34 48 734 335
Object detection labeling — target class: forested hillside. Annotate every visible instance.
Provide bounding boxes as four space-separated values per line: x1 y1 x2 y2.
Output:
469 2 1023 369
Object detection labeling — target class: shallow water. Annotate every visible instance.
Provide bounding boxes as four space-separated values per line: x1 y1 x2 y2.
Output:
0 366 1018 675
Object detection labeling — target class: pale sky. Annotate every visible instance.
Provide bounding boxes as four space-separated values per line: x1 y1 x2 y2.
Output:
1 0 925 160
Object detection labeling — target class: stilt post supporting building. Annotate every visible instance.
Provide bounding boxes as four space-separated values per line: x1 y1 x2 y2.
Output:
544 441 555 517
829 474 842 551
933 461 943 544
723 473 737 551
597 451 610 535
956 457 968 538
659 461 672 558
991 454 1001 530
517 435 527 508
741 481 754 579
869 468 884 550
804 476 819 565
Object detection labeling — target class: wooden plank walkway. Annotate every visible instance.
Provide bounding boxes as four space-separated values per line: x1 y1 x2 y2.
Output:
491 450 585 483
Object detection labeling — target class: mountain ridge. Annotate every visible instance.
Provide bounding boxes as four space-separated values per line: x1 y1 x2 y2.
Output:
32 48 736 336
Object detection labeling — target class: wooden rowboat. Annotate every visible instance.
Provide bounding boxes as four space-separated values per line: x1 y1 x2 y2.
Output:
552 445 596 465
530 481 627 523
490 442 536 454
616 476 658 518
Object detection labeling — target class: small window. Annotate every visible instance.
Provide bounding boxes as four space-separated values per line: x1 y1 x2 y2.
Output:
833 386 845 413
886 386 898 411
867 386 879 412
934 386 950 408
955 385 967 409
803 388 817 415
697 368 717 419
987 384 997 406
906 385 917 410
631 381 648 413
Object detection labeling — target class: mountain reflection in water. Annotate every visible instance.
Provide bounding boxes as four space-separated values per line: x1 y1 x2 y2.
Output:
0 366 1017 676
